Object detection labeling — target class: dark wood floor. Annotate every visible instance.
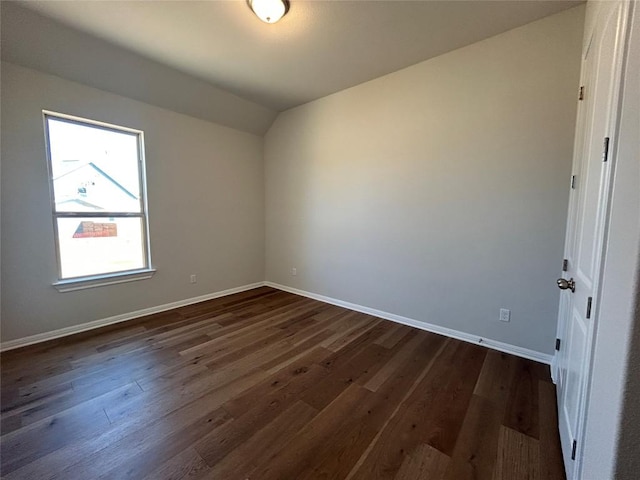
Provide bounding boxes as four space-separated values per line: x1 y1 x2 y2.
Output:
0 287 565 480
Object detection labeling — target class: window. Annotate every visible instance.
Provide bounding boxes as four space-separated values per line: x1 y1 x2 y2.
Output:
44 111 154 291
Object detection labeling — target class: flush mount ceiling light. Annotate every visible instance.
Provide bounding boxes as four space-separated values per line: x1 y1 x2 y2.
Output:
247 0 289 24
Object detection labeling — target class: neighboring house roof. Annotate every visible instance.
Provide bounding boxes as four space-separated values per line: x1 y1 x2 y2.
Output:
53 161 138 200
56 198 104 210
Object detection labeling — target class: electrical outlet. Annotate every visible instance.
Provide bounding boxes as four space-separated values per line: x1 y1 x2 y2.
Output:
499 308 510 322
291 267 297 276
190 274 197 284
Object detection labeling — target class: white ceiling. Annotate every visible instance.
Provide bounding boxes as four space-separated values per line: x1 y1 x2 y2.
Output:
17 0 581 112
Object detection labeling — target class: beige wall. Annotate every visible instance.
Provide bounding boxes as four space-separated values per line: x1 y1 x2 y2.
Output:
1 62 265 342
265 6 585 355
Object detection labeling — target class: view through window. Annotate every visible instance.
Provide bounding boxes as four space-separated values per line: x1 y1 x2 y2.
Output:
44 112 151 281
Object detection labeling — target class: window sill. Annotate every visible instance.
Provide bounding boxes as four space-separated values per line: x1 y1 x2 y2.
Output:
53 269 156 292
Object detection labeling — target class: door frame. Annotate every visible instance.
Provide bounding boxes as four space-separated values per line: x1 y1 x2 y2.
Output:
553 2 634 479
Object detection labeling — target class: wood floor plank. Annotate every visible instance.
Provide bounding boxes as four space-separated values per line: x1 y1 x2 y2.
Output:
248 383 372 480
141 447 210 480
364 330 423 392
295 334 449 480
474 350 517 411
346 334 450 480
295 391 400 480
393 443 450 480
0 287 564 480
95 408 230 480
503 357 541 439
260 329 335 374
0 414 22 437
319 320 394 373
538 381 566 480
2 381 143 436
3 384 236 480
196 360 330 465
0 394 112 475
3 345 173 411
350 340 486 479
300 343 390 411
222 347 331 418
199 316 319 370
205 400 318 479
2 381 74 423
325 316 384 351
135 362 210 393
177 299 312 358
493 426 540 480
375 323 413 350
442 394 502 480
104 367 264 427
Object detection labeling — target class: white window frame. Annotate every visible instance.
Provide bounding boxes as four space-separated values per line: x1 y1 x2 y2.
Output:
43 111 155 292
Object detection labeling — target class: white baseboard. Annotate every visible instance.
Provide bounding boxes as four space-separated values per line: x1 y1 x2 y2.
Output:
0 282 266 352
265 281 554 365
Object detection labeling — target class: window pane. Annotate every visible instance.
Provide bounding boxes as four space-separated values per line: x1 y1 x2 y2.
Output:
47 117 142 213
57 217 146 278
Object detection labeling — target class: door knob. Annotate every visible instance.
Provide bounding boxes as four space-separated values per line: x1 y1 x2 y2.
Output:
557 278 575 292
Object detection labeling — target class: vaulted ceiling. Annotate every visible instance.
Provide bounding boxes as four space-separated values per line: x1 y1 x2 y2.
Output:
1 1 582 134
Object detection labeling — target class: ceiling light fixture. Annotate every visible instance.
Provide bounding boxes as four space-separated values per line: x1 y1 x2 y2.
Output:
247 0 289 24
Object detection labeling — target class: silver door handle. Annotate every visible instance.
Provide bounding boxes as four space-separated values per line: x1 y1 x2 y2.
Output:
557 278 575 292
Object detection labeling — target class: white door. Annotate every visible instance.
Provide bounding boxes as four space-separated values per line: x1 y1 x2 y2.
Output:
554 2 631 479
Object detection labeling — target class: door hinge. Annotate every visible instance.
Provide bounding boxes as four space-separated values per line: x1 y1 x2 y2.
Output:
586 296 593 319
571 175 577 189
562 259 569 272
579 85 585 100
571 439 578 460
555 338 561 351
603 137 610 162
